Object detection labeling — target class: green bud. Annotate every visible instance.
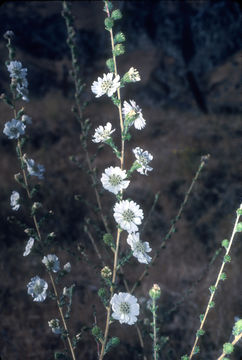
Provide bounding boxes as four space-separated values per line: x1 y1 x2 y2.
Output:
236 222 242 232
209 301 215 308
220 272 227 281
98 287 108 299
196 329 205 337
236 207 242 215
113 44 125 56
109 337 120 346
114 32 125 44
181 356 189 360
91 325 102 339
101 266 112 279
223 342 234 354
200 314 204 323
232 319 242 336
106 58 114 72
194 346 200 354
223 255 231 263
149 284 161 300
209 285 216 294
103 233 113 247
104 17 114 30
111 9 122 20
221 239 229 249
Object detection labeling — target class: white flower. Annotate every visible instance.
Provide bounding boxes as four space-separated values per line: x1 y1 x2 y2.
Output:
122 100 146 130
63 262 71 273
92 122 115 143
10 191 20 211
24 157 45 179
133 147 153 175
113 200 143 233
101 166 130 195
42 254 60 273
27 276 48 302
127 233 152 264
124 67 141 82
48 319 62 335
91 73 120 98
23 237 35 256
110 292 140 325
3 118 26 139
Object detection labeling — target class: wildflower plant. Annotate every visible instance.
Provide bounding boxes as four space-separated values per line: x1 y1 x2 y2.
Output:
1 2 240 360
1 31 77 360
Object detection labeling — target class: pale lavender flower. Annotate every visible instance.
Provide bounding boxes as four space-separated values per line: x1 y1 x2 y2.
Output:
21 114 32 124
7 61 28 101
127 233 152 264
10 190 20 211
122 100 146 130
3 119 26 139
133 147 153 175
42 254 60 273
23 237 35 256
27 276 48 302
63 262 71 273
48 319 62 335
111 292 140 325
24 157 45 179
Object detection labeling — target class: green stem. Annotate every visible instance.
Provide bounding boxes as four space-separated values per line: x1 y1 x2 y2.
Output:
189 209 241 359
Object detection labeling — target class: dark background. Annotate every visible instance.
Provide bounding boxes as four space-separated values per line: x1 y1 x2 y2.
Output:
0 1 241 359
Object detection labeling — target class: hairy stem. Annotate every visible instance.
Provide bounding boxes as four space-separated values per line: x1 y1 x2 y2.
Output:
153 298 158 360
99 4 125 359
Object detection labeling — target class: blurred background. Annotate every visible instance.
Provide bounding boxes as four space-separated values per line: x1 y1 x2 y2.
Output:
0 1 241 359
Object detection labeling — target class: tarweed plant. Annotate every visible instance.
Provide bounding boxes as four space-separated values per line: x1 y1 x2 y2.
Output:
1 2 241 360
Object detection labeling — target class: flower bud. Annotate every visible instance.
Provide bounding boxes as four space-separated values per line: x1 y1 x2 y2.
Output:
149 284 161 300
123 67 140 83
104 17 114 30
106 58 114 73
113 44 125 56
223 343 234 355
233 318 242 336
111 9 122 20
114 32 125 44
101 266 112 279
103 233 113 247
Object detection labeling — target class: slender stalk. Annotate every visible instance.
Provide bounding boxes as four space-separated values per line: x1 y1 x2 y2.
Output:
99 229 121 360
152 297 158 360
99 4 125 359
189 210 241 359
131 155 209 294
217 333 242 360
49 273 77 360
62 0 110 234
12 96 77 360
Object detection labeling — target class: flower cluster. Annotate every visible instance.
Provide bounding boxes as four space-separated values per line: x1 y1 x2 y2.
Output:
91 34 154 328
7 60 28 101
